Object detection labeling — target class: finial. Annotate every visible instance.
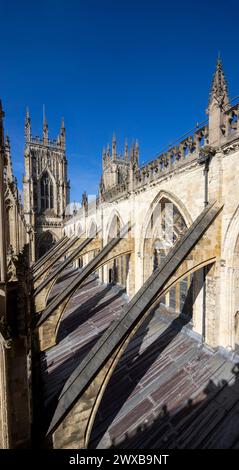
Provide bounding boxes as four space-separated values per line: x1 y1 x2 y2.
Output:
73 200 77 215
134 139 139 160
43 105 49 142
208 56 229 109
134 140 139 164
130 140 139 167
112 132 116 158
24 106 31 141
124 138 128 159
43 104 47 126
217 51 221 65
130 141 135 159
43 107 48 129
0 99 5 119
59 116 66 149
25 107 30 124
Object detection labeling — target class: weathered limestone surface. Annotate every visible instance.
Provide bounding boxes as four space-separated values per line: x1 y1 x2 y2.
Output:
0 102 32 448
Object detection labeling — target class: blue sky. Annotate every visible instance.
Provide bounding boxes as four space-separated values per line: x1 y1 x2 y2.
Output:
1 0 239 202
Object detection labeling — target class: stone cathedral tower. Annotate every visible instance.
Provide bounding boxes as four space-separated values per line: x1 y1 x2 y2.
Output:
23 110 70 261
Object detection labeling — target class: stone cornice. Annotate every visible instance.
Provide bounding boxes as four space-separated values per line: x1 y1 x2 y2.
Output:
221 136 239 155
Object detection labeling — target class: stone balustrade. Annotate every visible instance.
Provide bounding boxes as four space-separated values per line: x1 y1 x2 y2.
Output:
29 136 64 150
222 103 239 138
135 124 209 190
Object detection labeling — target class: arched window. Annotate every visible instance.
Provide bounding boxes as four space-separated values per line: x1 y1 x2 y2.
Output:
40 172 54 211
153 240 166 271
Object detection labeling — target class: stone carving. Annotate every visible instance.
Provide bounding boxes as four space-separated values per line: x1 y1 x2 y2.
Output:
6 245 18 282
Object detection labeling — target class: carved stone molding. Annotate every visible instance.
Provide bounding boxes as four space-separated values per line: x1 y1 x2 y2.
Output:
222 141 239 155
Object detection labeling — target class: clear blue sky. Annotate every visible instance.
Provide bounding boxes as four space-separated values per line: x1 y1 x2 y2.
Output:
1 0 239 202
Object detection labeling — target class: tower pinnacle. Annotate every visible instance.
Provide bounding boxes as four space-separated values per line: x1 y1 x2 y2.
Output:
130 140 139 168
0 100 4 148
60 117 66 149
112 133 116 159
208 56 229 110
0 99 4 119
124 139 128 159
24 107 31 142
43 107 48 143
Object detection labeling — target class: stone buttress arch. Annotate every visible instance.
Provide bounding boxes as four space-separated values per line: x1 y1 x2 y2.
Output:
51 257 216 449
48 203 222 447
38 236 134 350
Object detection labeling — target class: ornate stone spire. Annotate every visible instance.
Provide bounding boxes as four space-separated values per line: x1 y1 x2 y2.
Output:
130 140 139 168
73 200 77 215
5 136 14 182
124 139 128 159
82 191 88 211
106 143 111 158
0 100 5 147
24 107 31 142
0 100 4 120
207 57 230 145
134 139 139 164
5 135 10 148
102 146 106 167
130 142 135 164
208 56 229 110
112 133 116 159
43 108 48 143
0 99 6 282
60 117 66 149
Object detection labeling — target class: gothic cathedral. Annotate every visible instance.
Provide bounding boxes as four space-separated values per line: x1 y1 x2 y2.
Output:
23 111 70 260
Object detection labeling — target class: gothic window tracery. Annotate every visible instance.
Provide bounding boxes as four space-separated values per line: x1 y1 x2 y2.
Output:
153 241 166 271
40 171 54 211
